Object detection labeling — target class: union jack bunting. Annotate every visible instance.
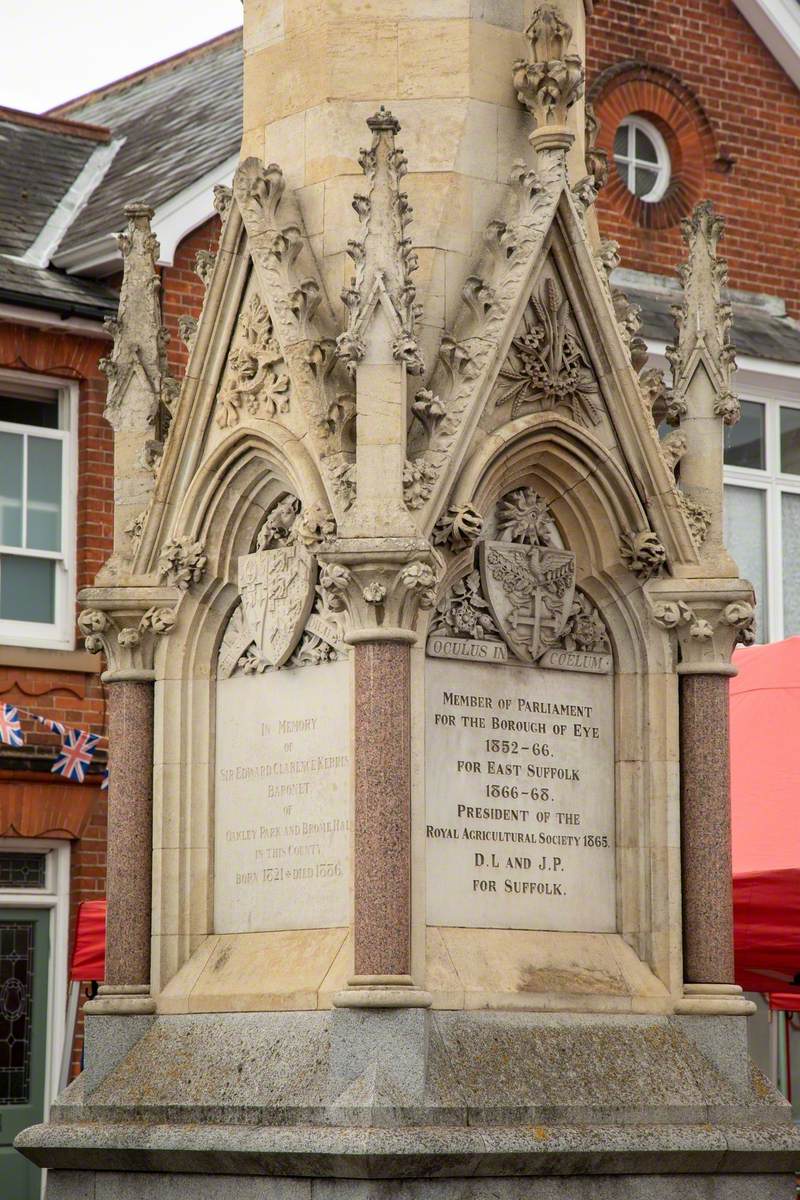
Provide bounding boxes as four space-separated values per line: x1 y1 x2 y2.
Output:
34 714 66 737
51 729 101 784
101 767 109 791
0 705 24 748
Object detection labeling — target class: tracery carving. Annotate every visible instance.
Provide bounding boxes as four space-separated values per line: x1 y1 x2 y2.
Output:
492 278 602 425
216 292 291 428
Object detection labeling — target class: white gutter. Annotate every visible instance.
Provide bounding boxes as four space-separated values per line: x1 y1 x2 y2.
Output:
731 0 800 92
52 153 238 277
0 301 113 338
10 138 124 269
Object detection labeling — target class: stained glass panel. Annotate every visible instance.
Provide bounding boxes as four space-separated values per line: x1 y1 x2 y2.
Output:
0 921 35 1104
0 854 46 889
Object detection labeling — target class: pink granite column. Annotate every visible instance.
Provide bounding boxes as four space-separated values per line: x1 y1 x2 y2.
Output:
679 672 735 984
352 640 411 976
104 681 154 989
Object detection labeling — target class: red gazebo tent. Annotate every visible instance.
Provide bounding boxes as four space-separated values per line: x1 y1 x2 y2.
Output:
59 899 105 1090
731 638 800 996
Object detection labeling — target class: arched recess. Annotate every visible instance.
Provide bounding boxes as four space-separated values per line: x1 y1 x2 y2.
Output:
439 414 681 992
150 428 326 993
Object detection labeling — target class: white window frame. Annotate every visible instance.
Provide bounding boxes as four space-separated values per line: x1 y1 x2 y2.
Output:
0 839 71 1114
647 345 800 643
0 369 78 651
614 116 671 203
721 360 800 643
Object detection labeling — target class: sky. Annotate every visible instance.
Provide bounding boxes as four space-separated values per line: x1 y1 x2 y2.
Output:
1 1 243 114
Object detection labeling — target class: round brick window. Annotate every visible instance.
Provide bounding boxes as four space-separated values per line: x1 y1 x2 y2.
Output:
589 64 718 229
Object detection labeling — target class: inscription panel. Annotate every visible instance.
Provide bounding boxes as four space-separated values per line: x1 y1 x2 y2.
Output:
425 658 615 932
215 660 351 934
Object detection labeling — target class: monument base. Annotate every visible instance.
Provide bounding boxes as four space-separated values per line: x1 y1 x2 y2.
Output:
43 1173 796 1199
18 1008 800 1197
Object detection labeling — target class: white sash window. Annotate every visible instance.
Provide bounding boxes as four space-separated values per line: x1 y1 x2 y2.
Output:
0 371 77 649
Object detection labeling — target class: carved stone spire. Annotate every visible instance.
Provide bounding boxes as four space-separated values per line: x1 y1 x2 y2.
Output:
99 201 177 564
513 4 585 155
667 202 739 568
336 107 423 378
336 110 424 538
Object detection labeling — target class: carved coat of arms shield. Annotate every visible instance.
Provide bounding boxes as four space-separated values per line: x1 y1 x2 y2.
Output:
238 542 316 669
479 541 576 664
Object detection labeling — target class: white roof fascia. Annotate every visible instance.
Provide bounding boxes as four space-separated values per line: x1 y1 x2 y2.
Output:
0 301 113 338
52 154 239 278
731 0 800 91
10 138 124 270
153 153 238 266
53 231 120 277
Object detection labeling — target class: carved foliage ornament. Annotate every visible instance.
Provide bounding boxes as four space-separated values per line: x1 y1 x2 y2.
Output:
78 605 176 664
494 278 602 426
216 292 291 428
513 5 585 133
158 537 207 591
619 530 667 581
432 503 484 554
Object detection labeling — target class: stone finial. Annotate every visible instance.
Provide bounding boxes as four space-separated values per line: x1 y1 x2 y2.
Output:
335 108 423 378
667 202 737 413
98 202 178 561
512 4 585 152
666 202 740 567
335 111 426 538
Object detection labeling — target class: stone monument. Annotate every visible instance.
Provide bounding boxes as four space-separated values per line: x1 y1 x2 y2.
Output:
19 2 800 1196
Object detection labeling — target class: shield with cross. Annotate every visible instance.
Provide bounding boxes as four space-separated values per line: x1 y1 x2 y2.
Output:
238 542 317 669
479 541 575 664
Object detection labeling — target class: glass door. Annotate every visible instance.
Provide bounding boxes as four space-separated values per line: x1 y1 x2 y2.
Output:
0 909 49 1200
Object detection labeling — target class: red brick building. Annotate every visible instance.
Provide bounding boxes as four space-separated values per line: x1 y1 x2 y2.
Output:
2 1 800 1189
0 33 240 1191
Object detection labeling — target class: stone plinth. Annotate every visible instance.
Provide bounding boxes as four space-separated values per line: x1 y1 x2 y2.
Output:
20 1007 800 1197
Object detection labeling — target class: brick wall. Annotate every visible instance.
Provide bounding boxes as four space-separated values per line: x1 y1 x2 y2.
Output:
0 215 222 1078
587 0 800 317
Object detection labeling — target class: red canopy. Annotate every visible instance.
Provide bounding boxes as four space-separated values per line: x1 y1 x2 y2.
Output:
69 899 106 982
731 638 800 994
